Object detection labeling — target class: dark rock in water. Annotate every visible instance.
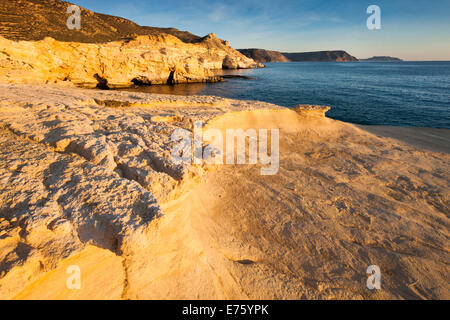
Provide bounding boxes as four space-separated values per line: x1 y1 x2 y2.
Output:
220 75 255 80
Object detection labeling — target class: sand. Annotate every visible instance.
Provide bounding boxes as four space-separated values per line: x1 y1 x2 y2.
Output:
0 84 448 300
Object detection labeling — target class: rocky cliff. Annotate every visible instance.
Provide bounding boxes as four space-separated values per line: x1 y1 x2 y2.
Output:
0 33 261 88
237 49 291 63
282 50 358 62
0 0 262 87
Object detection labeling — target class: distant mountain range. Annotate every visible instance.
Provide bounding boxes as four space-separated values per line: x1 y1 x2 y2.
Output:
238 49 402 63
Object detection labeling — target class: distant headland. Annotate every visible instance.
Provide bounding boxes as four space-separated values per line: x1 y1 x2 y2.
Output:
359 56 404 62
238 49 358 62
238 49 403 63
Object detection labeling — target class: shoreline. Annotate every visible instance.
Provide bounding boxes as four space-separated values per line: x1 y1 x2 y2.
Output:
358 125 450 154
110 61 450 130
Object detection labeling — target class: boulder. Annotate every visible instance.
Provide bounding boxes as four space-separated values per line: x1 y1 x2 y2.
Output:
295 105 331 118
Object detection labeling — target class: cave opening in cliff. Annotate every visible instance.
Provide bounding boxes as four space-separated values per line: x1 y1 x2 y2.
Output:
167 70 175 85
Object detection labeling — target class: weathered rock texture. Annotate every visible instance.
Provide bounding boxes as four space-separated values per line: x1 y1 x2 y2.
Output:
0 83 284 298
295 104 331 118
0 84 449 299
0 33 261 88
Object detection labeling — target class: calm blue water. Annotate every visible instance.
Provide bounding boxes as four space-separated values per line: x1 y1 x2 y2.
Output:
124 62 450 128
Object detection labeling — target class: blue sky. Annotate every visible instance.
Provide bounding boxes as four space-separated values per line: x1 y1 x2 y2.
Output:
72 0 450 60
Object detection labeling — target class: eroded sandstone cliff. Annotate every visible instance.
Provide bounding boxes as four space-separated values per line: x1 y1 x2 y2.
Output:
0 33 262 88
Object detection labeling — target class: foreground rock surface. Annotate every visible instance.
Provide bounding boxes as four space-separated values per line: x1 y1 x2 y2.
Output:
0 84 448 299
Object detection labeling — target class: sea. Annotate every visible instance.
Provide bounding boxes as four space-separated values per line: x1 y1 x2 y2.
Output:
121 61 450 129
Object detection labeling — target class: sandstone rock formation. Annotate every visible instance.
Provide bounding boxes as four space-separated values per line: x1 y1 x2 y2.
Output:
0 84 284 299
0 0 448 302
295 104 331 118
237 49 291 63
0 84 449 300
0 33 262 88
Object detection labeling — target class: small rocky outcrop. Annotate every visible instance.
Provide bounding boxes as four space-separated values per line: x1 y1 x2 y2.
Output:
295 104 331 117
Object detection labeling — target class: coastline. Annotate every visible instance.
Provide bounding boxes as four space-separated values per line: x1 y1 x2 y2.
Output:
0 84 448 299
113 61 450 129
358 125 450 154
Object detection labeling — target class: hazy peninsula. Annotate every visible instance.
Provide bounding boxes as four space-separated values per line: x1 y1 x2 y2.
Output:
360 56 403 62
238 49 359 62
